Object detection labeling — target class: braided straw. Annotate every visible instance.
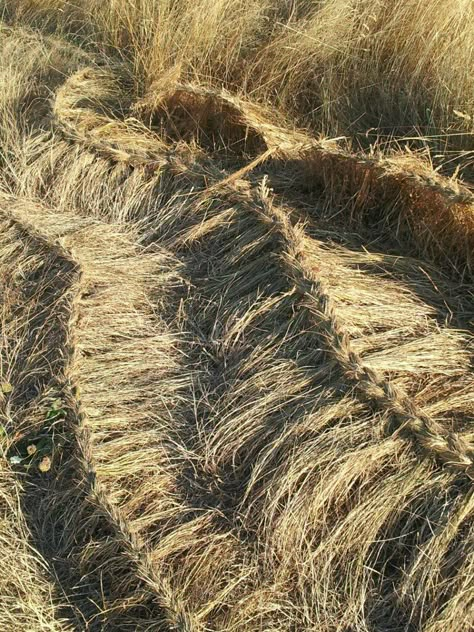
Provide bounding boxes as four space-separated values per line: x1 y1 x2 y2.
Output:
256 178 474 480
51 66 474 478
55 68 474 279
4 202 201 632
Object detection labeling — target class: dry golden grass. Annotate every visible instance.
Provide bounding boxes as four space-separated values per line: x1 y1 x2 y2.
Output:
0 455 70 631
1 0 473 170
0 4 473 632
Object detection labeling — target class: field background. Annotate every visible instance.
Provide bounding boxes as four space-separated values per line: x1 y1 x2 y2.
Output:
0 2 473 631
2 0 474 173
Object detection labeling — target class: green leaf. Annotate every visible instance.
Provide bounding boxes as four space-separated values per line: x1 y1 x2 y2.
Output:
36 436 53 452
46 408 66 421
46 397 66 421
1 382 13 394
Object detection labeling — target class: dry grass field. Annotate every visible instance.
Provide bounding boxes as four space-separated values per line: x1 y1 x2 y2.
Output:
0 2 473 631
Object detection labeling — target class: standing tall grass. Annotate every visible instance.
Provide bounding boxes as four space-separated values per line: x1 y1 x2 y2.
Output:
2 0 473 169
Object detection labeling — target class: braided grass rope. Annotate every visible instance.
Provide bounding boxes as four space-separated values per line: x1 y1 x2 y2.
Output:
56 68 474 280
0 26 473 632
255 178 474 478
0 199 201 631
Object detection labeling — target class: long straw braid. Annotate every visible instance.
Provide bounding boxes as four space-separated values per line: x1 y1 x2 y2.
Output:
51 67 474 478
53 68 474 282
57 68 474 206
255 178 474 480
4 204 201 632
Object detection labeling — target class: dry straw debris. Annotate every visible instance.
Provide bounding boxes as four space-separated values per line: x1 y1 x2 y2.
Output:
0 6 473 632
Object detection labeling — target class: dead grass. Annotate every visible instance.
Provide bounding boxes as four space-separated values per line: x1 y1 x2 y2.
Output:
0 456 70 631
1 0 473 171
51 65 474 280
0 10 472 632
